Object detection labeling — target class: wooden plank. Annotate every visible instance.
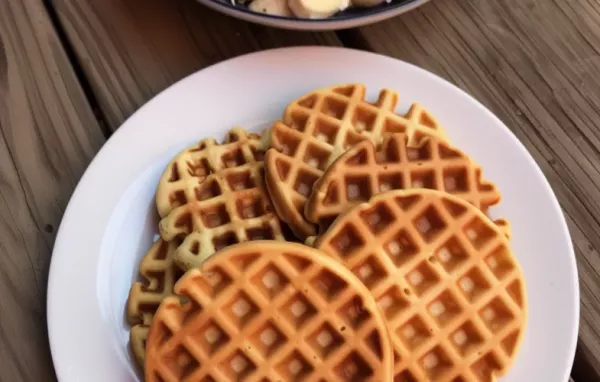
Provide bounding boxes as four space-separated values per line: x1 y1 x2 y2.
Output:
50 0 341 130
353 0 600 379
0 0 105 380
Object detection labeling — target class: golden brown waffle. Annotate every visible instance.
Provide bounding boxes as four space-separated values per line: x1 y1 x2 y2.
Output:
315 189 526 381
265 83 447 239
126 238 184 367
156 127 268 218
306 133 501 234
159 162 285 270
145 241 394 381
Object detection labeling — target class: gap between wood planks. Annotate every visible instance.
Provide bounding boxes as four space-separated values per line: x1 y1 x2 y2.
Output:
43 0 113 138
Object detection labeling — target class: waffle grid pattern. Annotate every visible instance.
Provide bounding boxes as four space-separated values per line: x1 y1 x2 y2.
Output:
156 128 266 218
127 239 183 366
159 163 285 270
265 83 446 239
146 243 392 381
306 133 500 234
315 190 526 381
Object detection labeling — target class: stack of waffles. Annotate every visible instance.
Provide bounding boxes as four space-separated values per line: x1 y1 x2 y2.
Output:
127 84 527 382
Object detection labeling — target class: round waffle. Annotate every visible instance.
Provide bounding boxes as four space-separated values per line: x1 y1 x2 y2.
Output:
145 241 394 382
126 238 184 367
306 133 501 234
314 189 527 381
265 83 447 239
156 127 268 218
159 161 285 271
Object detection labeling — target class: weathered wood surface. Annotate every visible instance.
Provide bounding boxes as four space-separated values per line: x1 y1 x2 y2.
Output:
0 0 105 380
50 0 341 130
350 1 600 380
0 0 594 380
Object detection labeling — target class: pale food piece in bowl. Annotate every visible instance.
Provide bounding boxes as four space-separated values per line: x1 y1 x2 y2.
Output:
288 0 350 19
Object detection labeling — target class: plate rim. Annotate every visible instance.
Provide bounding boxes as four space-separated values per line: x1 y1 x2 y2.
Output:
46 46 580 381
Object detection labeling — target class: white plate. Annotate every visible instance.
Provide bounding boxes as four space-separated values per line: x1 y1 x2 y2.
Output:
47 47 579 381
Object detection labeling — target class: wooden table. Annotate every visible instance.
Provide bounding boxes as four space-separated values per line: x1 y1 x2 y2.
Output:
0 0 596 380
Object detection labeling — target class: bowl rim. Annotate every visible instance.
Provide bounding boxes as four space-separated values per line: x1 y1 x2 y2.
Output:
205 0 424 22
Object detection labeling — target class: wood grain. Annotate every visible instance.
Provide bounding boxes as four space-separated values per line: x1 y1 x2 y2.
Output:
24 0 590 380
352 0 600 379
50 0 341 130
0 0 105 380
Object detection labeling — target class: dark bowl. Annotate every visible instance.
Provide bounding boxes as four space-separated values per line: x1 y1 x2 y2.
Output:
197 0 430 30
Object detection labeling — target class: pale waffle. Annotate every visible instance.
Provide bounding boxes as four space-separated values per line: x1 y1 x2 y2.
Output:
156 127 268 218
314 189 526 381
265 83 447 239
126 238 184 367
159 162 285 270
145 241 394 381
306 133 501 235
